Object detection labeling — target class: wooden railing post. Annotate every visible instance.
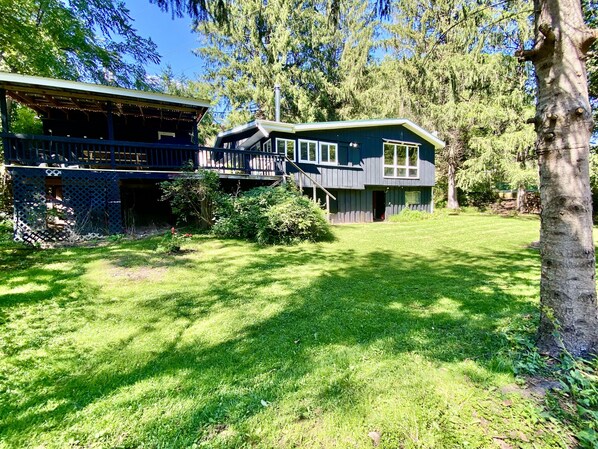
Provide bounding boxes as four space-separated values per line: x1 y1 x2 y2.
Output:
110 144 116 169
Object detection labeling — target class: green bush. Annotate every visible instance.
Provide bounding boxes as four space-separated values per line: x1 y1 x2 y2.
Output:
388 208 457 222
213 185 332 245
260 195 331 244
389 208 432 222
160 167 220 228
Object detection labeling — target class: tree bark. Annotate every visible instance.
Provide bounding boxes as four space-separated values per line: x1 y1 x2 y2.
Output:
519 0 598 357
516 184 527 213
447 158 459 209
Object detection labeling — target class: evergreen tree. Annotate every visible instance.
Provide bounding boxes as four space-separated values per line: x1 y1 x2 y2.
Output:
193 0 375 124
359 0 534 209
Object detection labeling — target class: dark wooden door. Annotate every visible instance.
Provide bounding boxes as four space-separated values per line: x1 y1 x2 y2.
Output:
373 190 385 221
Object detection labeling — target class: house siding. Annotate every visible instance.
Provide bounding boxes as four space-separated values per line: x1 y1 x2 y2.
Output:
270 124 435 191
326 186 433 224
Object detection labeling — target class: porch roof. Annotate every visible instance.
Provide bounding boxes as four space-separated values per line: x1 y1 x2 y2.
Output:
0 72 210 122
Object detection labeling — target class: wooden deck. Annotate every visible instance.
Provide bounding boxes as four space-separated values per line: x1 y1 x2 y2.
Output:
2 133 285 177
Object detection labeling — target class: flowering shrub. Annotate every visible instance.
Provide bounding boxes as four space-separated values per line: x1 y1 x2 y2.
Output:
156 227 191 253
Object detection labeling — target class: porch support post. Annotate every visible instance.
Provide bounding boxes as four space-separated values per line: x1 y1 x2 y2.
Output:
0 88 9 161
312 185 316 202
192 119 199 145
106 102 115 140
107 102 115 168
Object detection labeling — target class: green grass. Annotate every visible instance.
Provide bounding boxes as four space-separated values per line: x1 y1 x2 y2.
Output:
0 215 575 448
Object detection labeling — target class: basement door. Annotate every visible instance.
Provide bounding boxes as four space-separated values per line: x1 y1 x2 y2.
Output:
373 190 386 221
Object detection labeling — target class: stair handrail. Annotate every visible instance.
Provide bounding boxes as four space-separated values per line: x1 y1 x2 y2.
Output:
284 156 336 201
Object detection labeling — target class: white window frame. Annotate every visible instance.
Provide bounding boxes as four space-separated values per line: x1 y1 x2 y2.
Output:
276 138 296 160
298 139 318 163
383 140 420 179
319 142 338 165
263 139 272 153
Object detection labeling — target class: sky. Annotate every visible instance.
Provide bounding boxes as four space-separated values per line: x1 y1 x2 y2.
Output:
124 0 205 78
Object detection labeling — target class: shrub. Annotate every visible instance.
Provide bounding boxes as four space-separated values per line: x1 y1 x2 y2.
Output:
461 189 499 209
213 185 332 245
260 195 331 244
389 208 431 222
212 186 290 240
160 167 220 228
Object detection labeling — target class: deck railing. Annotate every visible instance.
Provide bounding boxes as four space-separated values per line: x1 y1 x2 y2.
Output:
1 133 285 176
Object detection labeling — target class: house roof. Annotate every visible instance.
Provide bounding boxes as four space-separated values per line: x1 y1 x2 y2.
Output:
0 72 210 122
216 118 445 149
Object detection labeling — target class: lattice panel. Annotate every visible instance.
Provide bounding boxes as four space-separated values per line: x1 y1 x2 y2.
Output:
62 171 120 236
12 169 48 243
10 168 123 244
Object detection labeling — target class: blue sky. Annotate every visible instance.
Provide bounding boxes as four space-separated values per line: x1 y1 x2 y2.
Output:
124 0 205 78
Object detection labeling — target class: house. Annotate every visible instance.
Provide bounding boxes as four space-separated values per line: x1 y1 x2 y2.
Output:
1 72 444 243
0 73 284 243
215 119 445 223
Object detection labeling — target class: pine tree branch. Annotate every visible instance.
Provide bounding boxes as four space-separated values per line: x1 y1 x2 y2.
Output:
422 0 531 62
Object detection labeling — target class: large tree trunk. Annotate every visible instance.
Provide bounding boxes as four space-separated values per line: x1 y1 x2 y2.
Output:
447 158 459 209
519 0 598 357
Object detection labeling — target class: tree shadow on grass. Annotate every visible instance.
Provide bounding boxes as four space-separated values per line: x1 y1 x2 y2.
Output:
0 239 544 447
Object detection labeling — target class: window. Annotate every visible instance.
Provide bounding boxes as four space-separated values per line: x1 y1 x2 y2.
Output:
319 142 338 165
405 190 421 205
299 139 318 163
383 141 419 178
276 138 296 160
250 142 261 152
263 139 272 153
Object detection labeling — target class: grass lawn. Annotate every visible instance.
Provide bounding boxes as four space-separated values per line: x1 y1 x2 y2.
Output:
0 214 576 448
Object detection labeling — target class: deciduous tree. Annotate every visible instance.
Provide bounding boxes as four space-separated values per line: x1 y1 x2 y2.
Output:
0 0 159 88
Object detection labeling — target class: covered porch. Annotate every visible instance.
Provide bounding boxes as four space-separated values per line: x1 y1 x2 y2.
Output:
0 72 285 177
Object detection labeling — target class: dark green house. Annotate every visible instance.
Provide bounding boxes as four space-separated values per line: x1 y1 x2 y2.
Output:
215 119 445 223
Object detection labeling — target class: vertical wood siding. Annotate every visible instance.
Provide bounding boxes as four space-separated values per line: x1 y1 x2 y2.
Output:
328 187 432 223
272 125 435 190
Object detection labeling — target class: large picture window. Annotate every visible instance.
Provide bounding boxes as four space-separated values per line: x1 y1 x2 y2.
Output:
319 142 338 165
299 139 318 163
383 141 419 178
276 138 295 160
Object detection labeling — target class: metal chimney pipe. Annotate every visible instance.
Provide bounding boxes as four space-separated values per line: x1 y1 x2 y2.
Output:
274 84 281 122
